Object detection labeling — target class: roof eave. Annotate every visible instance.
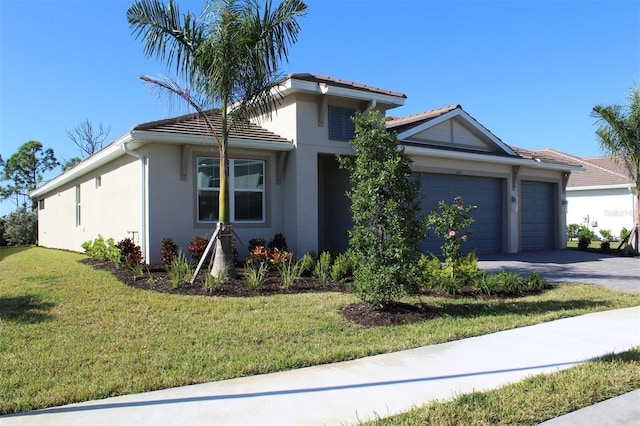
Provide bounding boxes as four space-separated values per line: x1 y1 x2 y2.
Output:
403 145 583 171
277 78 406 109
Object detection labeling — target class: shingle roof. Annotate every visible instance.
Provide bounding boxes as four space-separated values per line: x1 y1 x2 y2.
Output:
509 147 584 168
287 73 407 99
531 149 632 187
132 110 290 143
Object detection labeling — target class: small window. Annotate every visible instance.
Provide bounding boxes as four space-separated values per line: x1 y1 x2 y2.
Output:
38 199 45 210
95 176 102 188
328 106 357 141
197 157 265 223
75 185 81 227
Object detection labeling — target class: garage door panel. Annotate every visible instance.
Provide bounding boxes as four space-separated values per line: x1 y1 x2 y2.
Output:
420 174 504 256
521 181 555 250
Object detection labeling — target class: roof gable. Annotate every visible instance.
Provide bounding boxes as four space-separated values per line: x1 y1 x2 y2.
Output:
387 105 517 156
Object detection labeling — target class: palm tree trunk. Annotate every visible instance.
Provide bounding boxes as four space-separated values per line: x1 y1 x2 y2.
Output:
626 190 640 255
210 104 237 279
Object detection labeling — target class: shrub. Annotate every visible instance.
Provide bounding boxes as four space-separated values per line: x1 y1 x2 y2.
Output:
116 238 143 270
416 254 461 295
248 237 266 252
620 227 630 242
299 252 316 276
160 237 178 265
243 259 269 290
314 251 332 287
165 250 193 290
269 247 292 267
566 223 581 241
3 208 37 246
454 252 483 286
331 252 353 282
475 271 547 295
188 236 209 262
267 233 287 252
426 196 476 267
248 245 269 264
337 111 425 308
578 226 595 250
205 265 230 292
81 235 120 265
0 217 7 246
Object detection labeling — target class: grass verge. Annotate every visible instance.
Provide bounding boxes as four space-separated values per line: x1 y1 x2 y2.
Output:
2 247 639 414
369 347 640 425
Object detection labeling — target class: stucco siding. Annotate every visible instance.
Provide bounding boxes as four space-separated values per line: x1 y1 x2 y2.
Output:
37 155 141 254
567 187 634 239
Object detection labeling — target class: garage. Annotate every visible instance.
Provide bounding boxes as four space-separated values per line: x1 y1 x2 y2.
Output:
420 173 505 256
521 180 556 250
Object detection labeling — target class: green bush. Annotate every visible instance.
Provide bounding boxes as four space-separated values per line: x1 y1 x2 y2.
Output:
277 256 303 289
314 251 331 287
416 254 461 295
578 226 595 250
0 217 7 246
567 223 581 241
81 235 121 265
475 271 548 295
3 208 36 246
243 259 269 291
299 252 316 276
454 252 483 286
331 252 353 282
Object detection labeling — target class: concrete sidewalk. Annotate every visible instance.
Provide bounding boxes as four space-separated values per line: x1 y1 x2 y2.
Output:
3 306 639 426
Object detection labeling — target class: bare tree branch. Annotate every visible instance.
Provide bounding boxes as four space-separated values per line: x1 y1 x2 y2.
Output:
66 119 111 158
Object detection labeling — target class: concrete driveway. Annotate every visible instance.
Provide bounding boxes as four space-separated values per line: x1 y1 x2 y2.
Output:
477 250 640 294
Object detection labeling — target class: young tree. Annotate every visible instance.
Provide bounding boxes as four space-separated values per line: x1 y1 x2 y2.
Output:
3 208 37 246
338 111 425 309
592 87 640 254
1 141 59 210
127 0 307 277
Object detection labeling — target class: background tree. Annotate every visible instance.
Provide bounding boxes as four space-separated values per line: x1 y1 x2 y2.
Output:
66 119 111 158
338 111 425 309
3 208 37 246
127 0 307 276
61 119 111 170
592 87 640 254
0 141 59 210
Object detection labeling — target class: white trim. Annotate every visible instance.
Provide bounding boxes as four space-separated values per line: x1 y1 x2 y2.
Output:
567 184 634 191
276 78 406 108
397 109 518 157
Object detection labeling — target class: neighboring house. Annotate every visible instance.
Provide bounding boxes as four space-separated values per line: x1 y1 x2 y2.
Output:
31 73 581 263
532 149 635 239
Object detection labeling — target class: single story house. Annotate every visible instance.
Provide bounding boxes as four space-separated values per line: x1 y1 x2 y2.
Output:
533 149 635 239
31 73 581 263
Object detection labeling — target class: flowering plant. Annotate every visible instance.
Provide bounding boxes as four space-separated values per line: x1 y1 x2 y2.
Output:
248 245 269 263
426 196 476 267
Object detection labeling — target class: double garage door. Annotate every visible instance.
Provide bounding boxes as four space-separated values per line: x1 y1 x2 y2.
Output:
420 173 504 255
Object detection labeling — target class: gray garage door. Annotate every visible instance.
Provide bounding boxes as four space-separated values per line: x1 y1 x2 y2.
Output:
521 181 556 250
420 173 504 256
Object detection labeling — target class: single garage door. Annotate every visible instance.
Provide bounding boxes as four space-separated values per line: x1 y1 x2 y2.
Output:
420 173 504 256
521 181 556 250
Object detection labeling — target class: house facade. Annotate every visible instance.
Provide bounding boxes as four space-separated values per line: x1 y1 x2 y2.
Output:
31 73 580 263
535 150 635 239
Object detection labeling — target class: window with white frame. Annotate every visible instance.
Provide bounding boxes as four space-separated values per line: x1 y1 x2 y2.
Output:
197 157 265 223
75 185 81 226
328 105 357 141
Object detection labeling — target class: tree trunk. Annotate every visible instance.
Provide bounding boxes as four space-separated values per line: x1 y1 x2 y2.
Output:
625 191 640 255
210 222 237 279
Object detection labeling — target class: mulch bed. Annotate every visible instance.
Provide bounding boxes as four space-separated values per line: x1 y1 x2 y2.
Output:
80 258 435 328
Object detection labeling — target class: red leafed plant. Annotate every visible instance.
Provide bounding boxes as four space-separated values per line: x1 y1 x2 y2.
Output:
188 236 209 262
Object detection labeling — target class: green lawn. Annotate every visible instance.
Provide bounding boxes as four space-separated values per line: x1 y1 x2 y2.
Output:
2 246 640 415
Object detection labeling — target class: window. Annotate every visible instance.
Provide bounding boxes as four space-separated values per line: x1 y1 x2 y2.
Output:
38 199 45 210
197 157 265 223
95 176 102 188
328 106 357 141
75 185 81 226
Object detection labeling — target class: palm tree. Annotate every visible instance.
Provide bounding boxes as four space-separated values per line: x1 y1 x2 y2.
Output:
592 87 640 254
127 0 307 276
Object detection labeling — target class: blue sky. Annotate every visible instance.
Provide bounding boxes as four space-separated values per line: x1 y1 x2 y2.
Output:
1 0 639 216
